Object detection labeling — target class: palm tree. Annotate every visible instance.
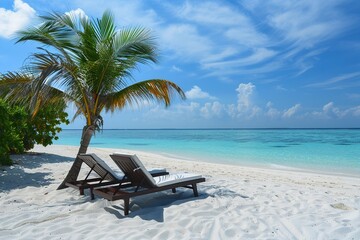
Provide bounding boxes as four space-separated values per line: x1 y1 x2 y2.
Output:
0 10 185 189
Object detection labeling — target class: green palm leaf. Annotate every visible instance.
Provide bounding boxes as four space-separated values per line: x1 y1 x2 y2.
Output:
103 79 185 112
0 10 186 188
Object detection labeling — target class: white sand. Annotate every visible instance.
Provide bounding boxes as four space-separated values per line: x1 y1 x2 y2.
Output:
1 145 360 240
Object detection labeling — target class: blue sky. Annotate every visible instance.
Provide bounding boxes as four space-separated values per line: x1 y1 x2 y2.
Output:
1 0 360 128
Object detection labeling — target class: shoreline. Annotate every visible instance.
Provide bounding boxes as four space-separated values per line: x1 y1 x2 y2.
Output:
1 144 360 239
137 148 360 179
54 128 360 178
53 143 360 179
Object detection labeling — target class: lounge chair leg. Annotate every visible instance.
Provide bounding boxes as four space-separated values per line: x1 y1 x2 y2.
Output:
192 184 199 197
90 188 95 200
172 188 176 193
124 198 130 216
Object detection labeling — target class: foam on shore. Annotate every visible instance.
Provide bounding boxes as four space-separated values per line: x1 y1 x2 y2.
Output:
1 145 360 239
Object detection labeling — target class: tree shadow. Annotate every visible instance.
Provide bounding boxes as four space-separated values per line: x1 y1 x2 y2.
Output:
0 152 74 192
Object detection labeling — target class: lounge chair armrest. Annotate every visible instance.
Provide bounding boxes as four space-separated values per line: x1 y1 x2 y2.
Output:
150 171 169 177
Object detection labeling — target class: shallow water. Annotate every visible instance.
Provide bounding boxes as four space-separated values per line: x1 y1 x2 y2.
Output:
55 129 360 177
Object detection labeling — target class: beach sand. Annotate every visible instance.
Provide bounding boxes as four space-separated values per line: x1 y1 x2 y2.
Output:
1 145 360 239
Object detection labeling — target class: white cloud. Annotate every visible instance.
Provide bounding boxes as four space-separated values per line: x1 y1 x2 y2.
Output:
261 0 351 48
236 82 256 111
241 0 355 76
225 28 269 48
163 1 276 76
171 65 182 72
202 47 240 63
203 48 277 69
306 71 360 88
226 104 237 118
184 82 262 120
312 103 332 119
283 104 301 118
266 101 273 108
248 106 262 119
204 59 284 78
67 0 358 81
143 101 200 120
347 106 360 116
266 108 281 119
176 1 270 47
275 85 287 91
200 101 224 118
185 86 216 100
141 84 360 126
230 82 263 119
323 102 335 113
65 8 88 19
159 24 213 61
74 0 161 28
175 102 200 113
265 102 281 119
0 0 36 39
312 102 360 119
177 1 249 26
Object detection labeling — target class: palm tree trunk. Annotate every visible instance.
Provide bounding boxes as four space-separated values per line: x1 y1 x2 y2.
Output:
57 125 95 190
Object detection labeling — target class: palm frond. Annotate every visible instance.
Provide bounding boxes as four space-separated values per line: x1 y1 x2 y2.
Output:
94 10 116 43
114 26 158 65
29 83 66 116
0 72 32 86
0 71 67 116
9 10 185 127
0 72 33 102
71 101 86 122
16 11 87 63
102 79 186 112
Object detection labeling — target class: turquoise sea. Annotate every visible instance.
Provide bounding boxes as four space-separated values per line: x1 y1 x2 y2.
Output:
54 129 360 177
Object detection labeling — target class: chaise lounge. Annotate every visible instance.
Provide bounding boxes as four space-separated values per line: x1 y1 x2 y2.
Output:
92 153 206 215
65 153 168 196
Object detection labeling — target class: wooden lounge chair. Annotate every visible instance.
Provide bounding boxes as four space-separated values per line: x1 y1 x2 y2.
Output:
65 153 168 196
92 153 206 215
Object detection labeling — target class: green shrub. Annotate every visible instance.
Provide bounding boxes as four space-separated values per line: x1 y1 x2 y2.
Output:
23 101 69 150
0 99 69 166
0 100 20 165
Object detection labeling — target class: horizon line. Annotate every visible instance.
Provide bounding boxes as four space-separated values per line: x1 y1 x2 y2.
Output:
60 127 360 130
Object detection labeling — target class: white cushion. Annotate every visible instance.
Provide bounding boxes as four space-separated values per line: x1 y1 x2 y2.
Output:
153 173 202 187
112 152 202 188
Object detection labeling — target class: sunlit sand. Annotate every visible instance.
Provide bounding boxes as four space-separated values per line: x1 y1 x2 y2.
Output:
1 145 359 239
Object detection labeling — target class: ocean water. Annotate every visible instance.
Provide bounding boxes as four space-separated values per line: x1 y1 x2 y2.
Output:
54 129 360 177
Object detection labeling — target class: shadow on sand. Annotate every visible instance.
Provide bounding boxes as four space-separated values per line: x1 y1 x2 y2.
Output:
0 152 74 192
88 180 251 222
102 190 209 222
100 183 250 221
